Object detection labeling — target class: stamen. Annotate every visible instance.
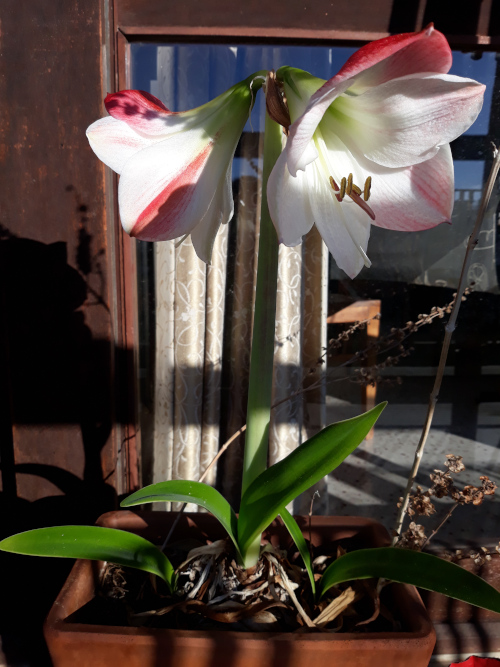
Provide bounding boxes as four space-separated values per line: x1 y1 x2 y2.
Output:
348 190 376 221
346 173 353 196
328 171 375 221
340 177 346 200
364 176 372 201
329 176 343 203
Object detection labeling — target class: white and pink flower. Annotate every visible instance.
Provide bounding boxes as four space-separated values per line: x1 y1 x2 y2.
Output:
268 26 486 278
86 82 255 262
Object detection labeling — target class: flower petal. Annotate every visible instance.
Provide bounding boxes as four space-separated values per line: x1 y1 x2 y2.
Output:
331 74 485 168
118 129 220 240
267 147 315 247
191 165 234 263
329 25 451 87
269 140 372 278
104 90 177 137
347 28 451 94
367 144 454 232
86 116 153 174
318 121 454 232
285 78 352 177
286 26 451 176
309 162 371 279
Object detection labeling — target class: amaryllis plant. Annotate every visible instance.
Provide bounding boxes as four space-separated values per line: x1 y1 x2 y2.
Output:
2 27 500 620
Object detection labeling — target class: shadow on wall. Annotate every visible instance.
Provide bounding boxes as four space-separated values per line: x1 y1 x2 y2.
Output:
0 228 126 666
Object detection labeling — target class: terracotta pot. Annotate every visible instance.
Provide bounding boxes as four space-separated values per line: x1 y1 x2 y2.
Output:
44 511 435 667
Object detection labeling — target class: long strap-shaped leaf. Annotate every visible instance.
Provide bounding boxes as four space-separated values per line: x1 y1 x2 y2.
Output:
318 547 500 613
238 404 386 565
0 526 176 591
121 480 241 561
279 508 315 594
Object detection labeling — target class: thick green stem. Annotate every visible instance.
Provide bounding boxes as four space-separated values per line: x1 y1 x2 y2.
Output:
240 112 282 567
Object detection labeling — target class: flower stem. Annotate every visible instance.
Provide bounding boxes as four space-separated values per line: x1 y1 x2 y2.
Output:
392 145 500 544
240 111 282 566
420 503 459 551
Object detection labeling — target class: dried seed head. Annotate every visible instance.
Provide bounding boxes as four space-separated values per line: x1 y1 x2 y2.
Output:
461 485 484 506
408 486 436 517
429 469 454 498
397 522 427 551
480 476 497 496
445 454 465 474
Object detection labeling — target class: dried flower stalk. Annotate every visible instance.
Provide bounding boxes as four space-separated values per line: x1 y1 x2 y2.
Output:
396 452 497 550
392 144 500 544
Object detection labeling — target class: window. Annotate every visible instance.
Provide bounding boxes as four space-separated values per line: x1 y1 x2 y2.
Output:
131 41 500 546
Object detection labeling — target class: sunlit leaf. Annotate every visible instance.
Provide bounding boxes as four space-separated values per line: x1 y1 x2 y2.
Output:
318 547 500 613
0 526 176 591
121 480 241 561
279 507 315 594
238 404 386 562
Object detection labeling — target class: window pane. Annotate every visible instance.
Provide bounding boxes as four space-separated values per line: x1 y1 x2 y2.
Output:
131 43 500 547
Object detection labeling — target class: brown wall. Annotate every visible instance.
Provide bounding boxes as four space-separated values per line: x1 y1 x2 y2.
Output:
0 2 121 662
0 0 119 508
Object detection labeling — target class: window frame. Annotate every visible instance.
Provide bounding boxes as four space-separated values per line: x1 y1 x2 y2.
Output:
110 0 500 491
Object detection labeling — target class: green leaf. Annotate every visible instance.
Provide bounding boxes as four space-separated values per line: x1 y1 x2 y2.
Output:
318 547 500 613
0 526 176 591
279 508 315 595
238 404 386 562
121 480 242 561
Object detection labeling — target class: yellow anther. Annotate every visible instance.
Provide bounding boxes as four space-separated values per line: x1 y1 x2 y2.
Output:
329 176 343 202
346 173 353 196
340 177 346 200
364 176 372 201
329 172 374 218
